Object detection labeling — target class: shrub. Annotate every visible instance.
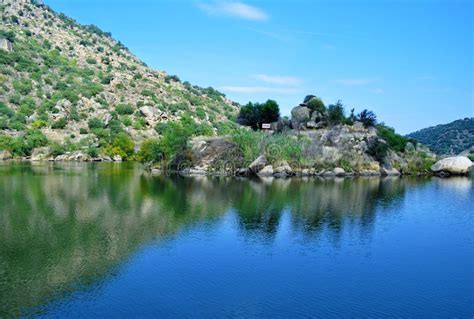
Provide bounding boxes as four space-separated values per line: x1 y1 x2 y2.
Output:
0 102 14 118
377 125 412 153
306 96 326 113
141 89 155 97
164 74 180 83
13 79 33 95
86 57 97 64
357 109 377 127
51 117 67 129
367 138 389 162
116 103 134 115
138 138 162 163
104 132 134 159
88 117 104 129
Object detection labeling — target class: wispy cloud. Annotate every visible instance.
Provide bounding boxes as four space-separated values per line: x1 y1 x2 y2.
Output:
253 74 303 86
197 1 269 21
220 86 301 94
370 88 384 94
334 78 375 86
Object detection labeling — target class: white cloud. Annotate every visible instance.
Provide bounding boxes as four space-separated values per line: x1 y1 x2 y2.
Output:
334 78 374 86
253 74 303 86
220 86 301 94
370 88 384 94
197 1 269 21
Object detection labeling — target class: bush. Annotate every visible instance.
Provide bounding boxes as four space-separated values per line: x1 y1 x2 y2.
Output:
104 132 135 160
116 103 134 115
79 128 88 134
237 99 280 130
377 125 412 153
327 101 345 125
367 138 389 162
88 117 104 129
306 96 326 113
51 117 67 129
0 102 14 118
13 79 33 95
357 109 377 127
138 139 162 163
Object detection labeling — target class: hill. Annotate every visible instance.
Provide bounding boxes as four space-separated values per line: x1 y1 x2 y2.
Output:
0 0 238 159
407 118 474 155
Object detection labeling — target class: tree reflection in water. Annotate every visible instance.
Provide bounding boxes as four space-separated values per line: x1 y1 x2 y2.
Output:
0 163 432 317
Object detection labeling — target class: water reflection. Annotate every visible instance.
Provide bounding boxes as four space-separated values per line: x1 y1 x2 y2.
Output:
0 163 436 317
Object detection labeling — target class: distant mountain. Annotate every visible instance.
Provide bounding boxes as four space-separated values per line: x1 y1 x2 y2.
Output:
407 118 474 155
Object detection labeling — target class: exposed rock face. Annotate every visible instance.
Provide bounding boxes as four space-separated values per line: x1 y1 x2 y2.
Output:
0 38 13 52
0 150 12 160
258 165 274 176
431 156 473 175
380 164 401 176
249 155 267 173
291 106 310 130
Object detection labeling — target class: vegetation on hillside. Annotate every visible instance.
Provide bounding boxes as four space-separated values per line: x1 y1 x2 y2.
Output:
0 0 237 159
407 118 474 155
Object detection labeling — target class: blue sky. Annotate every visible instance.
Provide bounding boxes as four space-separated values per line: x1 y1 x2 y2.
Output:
44 0 472 133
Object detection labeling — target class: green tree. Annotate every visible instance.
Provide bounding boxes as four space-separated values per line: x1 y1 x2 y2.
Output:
327 101 345 125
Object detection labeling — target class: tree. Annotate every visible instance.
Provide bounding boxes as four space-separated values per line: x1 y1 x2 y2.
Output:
237 99 280 130
327 101 345 125
357 109 377 127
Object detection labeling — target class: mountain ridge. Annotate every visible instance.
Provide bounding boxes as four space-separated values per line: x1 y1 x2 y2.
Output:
407 118 474 155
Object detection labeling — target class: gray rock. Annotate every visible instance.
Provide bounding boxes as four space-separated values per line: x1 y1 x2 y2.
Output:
431 156 473 175
31 147 51 161
249 155 267 173
380 164 401 176
291 106 310 130
0 150 12 160
113 155 122 162
334 167 345 176
274 162 292 175
258 165 274 176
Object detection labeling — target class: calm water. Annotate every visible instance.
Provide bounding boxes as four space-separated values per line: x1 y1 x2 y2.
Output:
0 163 472 318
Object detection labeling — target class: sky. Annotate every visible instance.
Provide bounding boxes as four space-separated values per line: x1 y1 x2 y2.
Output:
44 0 473 134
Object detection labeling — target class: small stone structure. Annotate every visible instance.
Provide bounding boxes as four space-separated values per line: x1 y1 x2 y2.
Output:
0 38 12 52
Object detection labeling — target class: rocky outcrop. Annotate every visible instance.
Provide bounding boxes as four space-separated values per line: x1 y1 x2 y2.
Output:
249 155 267 173
0 150 12 160
431 156 472 176
291 106 310 130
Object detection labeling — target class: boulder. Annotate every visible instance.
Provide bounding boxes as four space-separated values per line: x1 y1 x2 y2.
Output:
31 147 51 161
258 165 274 176
274 162 292 175
334 167 345 176
380 163 401 176
0 150 12 160
291 106 310 130
249 155 267 173
431 156 473 175
113 155 122 162
139 106 159 119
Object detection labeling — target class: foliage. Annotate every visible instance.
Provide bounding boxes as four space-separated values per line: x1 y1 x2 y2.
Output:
357 109 377 127
237 100 280 130
367 138 389 162
51 117 67 129
138 138 161 163
306 96 326 113
377 125 413 153
0 129 48 156
407 118 474 155
104 132 134 160
88 117 104 129
115 103 134 115
327 101 345 125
